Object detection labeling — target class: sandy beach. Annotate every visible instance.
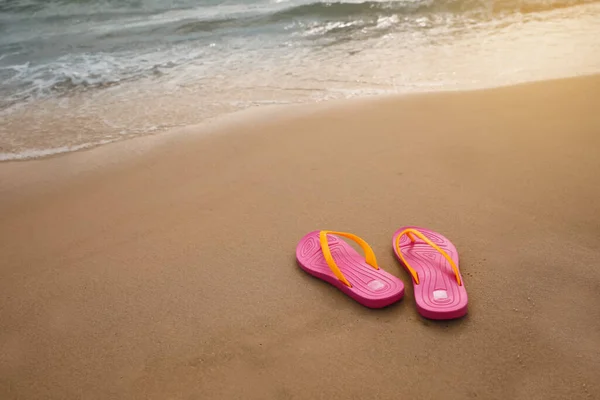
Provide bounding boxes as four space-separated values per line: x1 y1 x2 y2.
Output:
1 75 600 399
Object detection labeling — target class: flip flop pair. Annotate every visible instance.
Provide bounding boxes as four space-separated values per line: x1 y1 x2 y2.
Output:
295 226 468 320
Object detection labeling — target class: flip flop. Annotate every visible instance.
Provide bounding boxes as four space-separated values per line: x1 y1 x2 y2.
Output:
392 226 468 320
296 230 405 308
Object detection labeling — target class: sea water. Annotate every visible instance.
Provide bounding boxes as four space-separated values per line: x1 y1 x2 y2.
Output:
1 0 599 160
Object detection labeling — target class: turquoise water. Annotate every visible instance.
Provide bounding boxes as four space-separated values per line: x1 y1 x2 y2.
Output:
1 0 600 159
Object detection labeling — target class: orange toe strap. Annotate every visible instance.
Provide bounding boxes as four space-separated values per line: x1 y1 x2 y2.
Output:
319 231 379 288
395 228 462 286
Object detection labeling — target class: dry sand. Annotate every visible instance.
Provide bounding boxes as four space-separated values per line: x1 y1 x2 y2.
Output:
1 75 600 399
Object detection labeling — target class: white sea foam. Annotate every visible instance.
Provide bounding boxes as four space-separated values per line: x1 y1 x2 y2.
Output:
375 14 400 29
0 139 118 161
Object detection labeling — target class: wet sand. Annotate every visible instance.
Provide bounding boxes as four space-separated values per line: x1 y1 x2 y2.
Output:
1 75 600 399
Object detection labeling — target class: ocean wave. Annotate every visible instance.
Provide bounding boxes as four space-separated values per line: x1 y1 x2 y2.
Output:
3 0 597 23
0 47 208 110
108 0 600 39
270 0 599 21
175 18 240 34
150 0 600 37
2 0 597 110
272 1 426 20
0 0 193 20
3 0 595 42
302 19 367 37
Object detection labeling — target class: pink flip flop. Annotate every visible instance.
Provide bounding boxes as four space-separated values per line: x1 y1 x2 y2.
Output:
296 230 404 308
392 226 468 320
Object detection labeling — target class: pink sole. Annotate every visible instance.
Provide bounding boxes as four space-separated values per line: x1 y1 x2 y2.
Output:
296 231 404 308
392 226 468 320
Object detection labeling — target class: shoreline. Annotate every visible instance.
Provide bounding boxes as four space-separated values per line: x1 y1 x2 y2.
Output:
3 68 600 163
0 72 596 168
2 74 600 399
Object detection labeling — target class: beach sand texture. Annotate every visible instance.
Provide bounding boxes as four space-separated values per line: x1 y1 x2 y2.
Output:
1 75 600 399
